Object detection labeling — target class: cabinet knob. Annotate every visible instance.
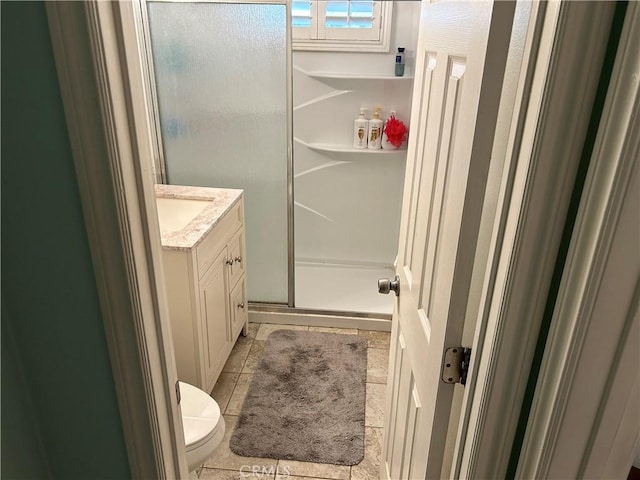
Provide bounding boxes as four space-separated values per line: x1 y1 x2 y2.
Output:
226 259 234 265
234 256 243 264
237 302 245 309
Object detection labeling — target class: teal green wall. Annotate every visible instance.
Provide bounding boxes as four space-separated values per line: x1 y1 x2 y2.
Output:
1 2 131 478
2 299 51 479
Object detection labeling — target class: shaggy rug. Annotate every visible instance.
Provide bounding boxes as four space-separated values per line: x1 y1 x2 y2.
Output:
229 329 367 465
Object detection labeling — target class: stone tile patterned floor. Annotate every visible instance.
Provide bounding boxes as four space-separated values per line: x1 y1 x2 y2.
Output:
192 322 390 480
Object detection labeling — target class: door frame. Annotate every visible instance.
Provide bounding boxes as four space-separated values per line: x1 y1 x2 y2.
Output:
44 1 632 478
46 2 188 478
453 2 620 478
516 3 640 478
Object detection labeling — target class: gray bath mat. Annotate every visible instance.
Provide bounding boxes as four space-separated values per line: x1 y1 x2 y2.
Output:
230 329 367 465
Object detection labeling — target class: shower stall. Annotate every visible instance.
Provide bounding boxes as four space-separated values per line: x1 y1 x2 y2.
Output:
142 1 418 321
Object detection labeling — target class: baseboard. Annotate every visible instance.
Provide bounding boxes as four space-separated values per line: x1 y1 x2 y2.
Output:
248 310 392 332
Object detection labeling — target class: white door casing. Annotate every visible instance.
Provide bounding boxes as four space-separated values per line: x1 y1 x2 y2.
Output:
382 1 517 478
517 2 640 477
46 2 189 478
457 3 618 478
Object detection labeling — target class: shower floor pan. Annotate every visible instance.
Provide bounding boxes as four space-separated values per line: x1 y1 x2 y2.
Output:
295 262 395 315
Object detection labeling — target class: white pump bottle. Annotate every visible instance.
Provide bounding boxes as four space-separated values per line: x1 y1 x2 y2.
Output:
368 107 383 150
353 108 368 149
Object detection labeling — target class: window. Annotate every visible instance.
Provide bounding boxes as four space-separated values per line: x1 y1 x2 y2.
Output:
292 1 392 52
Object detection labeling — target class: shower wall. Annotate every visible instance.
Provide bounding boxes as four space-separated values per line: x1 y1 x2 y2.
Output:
293 3 420 313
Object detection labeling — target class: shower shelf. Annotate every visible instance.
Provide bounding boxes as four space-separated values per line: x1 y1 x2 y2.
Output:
298 139 407 155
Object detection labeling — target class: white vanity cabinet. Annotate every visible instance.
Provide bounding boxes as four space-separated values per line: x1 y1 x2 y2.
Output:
160 193 247 394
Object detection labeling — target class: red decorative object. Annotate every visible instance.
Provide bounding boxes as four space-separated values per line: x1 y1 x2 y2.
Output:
383 115 408 148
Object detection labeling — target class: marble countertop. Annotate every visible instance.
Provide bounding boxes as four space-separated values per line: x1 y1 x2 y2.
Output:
155 184 243 251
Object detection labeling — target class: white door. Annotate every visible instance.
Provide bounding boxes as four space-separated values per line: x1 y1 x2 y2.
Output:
381 1 517 478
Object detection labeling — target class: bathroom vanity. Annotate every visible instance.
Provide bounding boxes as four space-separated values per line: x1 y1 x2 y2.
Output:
155 184 247 394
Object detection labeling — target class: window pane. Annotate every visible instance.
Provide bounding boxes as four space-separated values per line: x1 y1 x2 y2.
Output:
292 1 311 17
292 17 312 27
349 18 373 28
349 1 374 16
292 1 312 28
325 17 348 28
324 0 373 29
325 1 349 17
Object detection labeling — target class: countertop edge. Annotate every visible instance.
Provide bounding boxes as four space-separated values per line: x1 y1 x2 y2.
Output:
155 185 244 251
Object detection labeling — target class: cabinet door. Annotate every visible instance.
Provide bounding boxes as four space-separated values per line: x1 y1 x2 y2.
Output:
228 227 246 289
199 248 230 392
230 277 247 339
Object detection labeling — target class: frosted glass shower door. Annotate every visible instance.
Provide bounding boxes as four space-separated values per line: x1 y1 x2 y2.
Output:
147 2 289 303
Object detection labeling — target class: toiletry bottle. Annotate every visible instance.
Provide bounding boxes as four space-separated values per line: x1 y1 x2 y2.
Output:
395 47 405 77
368 107 383 150
353 108 369 149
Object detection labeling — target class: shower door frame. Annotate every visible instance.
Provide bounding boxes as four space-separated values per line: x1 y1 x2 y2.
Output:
138 0 297 309
139 0 397 320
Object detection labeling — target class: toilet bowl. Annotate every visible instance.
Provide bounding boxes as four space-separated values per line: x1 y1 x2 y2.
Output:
179 381 225 471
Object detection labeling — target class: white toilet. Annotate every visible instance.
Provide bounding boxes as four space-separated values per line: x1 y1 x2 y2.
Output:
179 381 225 471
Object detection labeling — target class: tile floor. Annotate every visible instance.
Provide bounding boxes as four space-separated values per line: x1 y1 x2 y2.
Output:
191 322 391 480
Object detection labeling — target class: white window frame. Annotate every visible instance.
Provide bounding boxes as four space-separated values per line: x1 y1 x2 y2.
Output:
292 1 392 52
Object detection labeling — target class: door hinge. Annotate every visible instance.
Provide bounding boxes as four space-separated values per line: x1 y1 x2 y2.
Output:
442 347 472 385
175 380 181 404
